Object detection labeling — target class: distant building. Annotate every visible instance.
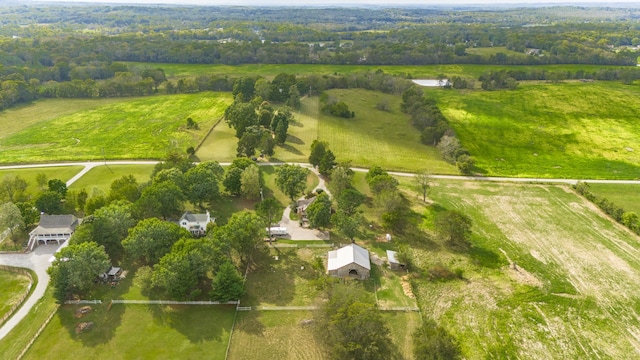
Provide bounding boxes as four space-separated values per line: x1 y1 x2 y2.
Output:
28 214 78 251
179 211 215 236
412 79 451 87
327 243 371 280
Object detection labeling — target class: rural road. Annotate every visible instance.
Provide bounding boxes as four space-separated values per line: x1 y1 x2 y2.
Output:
0 159 639 341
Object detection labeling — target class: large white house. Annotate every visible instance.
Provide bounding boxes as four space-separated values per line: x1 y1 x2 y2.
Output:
327 243 371 280
28 214 79 251
179 211 215 236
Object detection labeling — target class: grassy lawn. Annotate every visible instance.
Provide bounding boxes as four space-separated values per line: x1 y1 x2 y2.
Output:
0 270 31 324
316 89 458 173
23 303 235 360
195 119 237 162
383 311 420 360
434 81 640 179
0 92 232 164
68 164 156 194
0 166 83 197
271 100 319 163
587 183 640 214
227 310 326 360
0 287 59 360
405 179 640 359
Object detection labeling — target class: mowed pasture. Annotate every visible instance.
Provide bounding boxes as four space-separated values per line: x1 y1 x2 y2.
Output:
317 89 458 173
0 92 232 164
0 270 31 324
0 166 83 197
413 180 640 359
433 81 640 179
23 304 235 360
68 164 156 194
587 183 640 214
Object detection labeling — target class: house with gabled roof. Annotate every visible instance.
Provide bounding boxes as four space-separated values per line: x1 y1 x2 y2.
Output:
327 243 371 280
179 210 214 236
28 214 79 251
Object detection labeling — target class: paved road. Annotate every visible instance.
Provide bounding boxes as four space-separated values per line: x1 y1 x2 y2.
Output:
0 159 639 341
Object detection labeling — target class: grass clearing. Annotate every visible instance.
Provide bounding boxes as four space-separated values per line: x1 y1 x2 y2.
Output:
587 183 640 214
316 89 457 173
434 81 640 179
0 270 31 324
23 303 235 360
407 179 640 359
0 92 232 164
227 310 326 360
68 164 155 194
0 166 83 197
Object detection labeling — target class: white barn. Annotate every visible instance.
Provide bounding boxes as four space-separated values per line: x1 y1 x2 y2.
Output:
327 243 371 280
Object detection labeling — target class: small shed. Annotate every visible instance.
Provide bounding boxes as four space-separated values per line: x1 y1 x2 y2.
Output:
100 266 122 281
386 250 405 271
327 244 371 280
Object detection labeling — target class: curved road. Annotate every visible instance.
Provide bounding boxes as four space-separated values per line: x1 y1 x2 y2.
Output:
0 159 639 341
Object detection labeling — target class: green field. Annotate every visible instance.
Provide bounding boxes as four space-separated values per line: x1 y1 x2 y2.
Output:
0 92 232 164
408 179 640 359
0 270 31 325
433 81 640 179
23 304 235 360
68 164 156 195
587 183 640 214
0 166 83 197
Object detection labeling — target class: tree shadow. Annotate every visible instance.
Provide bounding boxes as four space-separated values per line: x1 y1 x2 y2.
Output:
286 135 304 145
277 143 303 155
58 300 126 347
235 309 266 336
289 119 304 127
147 304 233 343
241 248 297 306
468 245 504 269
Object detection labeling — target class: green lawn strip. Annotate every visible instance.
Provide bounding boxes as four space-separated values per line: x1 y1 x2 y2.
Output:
125 62 625 81
0 92 232 164
434 81 640 179
270 98 319 163
0 270 31 324
382 311 421 360
227 310 326 360
0 166 83 197
410 179 640 358
317 89 457 173
0 287 59 360
374 265 417 309
23 303 235 360
587 183 640 214
68 164 156 194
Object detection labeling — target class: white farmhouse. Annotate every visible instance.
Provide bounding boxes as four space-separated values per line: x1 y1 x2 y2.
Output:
179 211 215 236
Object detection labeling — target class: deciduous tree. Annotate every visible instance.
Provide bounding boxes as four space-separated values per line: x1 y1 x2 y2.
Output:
435 210 472 249
210 261 244 302
306 192 332 229
414 172 431 202
275 164 309 203
0 202 24 243
123 218 190 265
240 164 262 200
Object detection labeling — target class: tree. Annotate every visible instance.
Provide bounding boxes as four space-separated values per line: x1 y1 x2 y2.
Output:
456 154 475 175
35 191 63 214
368 174 399 195
48 242 110 303
210 261 244 302
85 201 136 258
36 173 48 190
306 192 332 229
225 101 258 138
237 127 261 157
1 175 28 203
337 189 365 216
286 84 301 109
184 163 220 208
275 118 289 144
332 211 363 242
85 194 107 215
223 167 244 196
256 198 282 241
414 172 431 202
222 210 264 265
0 202 25 243
136 182 184 220
240 164 262 200
437 135 461 163
48 179 68 198
318 150 336 176
275 164 309 203
152 239 208 300
76 189 88 213
316 285 398 360
328 165 353 198
123 218 190 265
109 175 141 203
309 140 328 168
435 210 472 249
413 320 461 360
15 202 39 227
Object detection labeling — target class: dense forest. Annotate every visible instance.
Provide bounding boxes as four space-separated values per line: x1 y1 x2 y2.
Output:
0 4 640 110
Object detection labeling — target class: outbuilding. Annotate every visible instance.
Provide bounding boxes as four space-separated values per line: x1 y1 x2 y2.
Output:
27 214 79 251
327 243 371 280
386 250 405 271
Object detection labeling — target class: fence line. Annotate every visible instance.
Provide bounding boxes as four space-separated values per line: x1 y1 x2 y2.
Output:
64 300 102 305
256 306 318 311
0 266 35 327
110 299 238 305
271 243 333 248
16 306 59 360
378 306 420 312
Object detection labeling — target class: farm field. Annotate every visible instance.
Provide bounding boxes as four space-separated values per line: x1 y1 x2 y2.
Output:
410 179 640 359
587 183 640 214
0 92 232 164
433 81 640 179
68 164 156 194
125 62 623 81
22 303 235 360
0 270 31 325
317 89 458 173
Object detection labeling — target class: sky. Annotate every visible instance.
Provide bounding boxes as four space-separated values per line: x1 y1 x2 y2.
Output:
32 0 640 6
